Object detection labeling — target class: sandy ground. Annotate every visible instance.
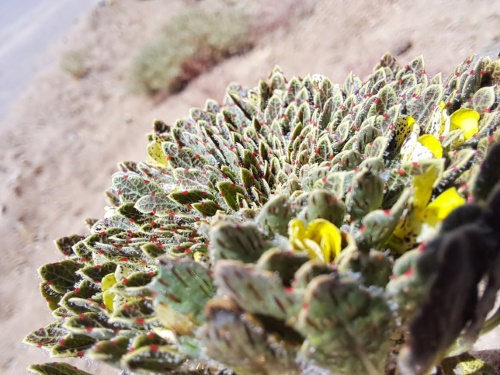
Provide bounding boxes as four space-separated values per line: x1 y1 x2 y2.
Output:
0 0 499 374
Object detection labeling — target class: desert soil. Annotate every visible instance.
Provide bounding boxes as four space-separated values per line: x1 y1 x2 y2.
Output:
0 0 499 374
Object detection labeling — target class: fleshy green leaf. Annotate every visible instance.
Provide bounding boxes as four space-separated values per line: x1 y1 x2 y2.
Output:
38 260 83 294
149 258 215 325
28 363 93 375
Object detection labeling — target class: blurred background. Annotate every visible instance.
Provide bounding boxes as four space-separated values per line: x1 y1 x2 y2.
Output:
0 0 499 373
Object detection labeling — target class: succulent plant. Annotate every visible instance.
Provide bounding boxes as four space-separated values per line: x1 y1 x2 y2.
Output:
25 53 500 375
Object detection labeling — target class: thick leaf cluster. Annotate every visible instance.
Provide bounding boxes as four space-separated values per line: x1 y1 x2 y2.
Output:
25 53 500 375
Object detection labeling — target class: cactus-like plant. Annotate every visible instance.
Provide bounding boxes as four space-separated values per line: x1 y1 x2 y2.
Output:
25 53 500 375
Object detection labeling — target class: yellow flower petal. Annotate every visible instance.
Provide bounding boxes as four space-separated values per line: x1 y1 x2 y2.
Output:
394 116 416 150
288 218 342 262
147 139 168 166
450 108 480 140
412 165 438 209
422 187 465 226
305 219 342 262
289 217 306 246
407 142 434 163
102 273 117 291
303 238 326 262
103 290 115 311
102 273 118 311
288 218 309 253
418 134 443 158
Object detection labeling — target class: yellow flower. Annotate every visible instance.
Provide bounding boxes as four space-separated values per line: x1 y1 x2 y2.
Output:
102 273 117 311
417 134 443 158
289 218 342 263
411 165 465 226
412 165 438 210
147 136 168 166
450 108 480 140
420 187 465 226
